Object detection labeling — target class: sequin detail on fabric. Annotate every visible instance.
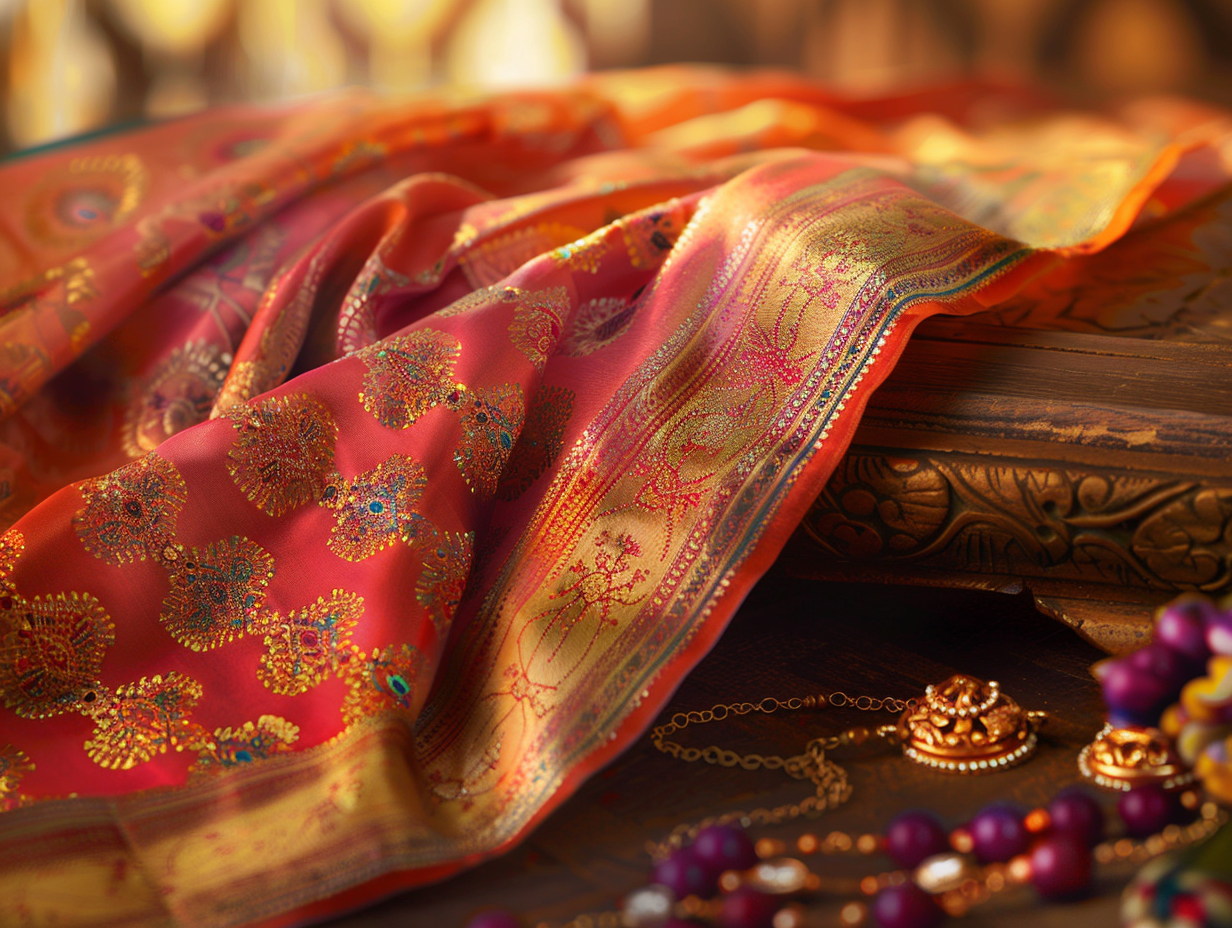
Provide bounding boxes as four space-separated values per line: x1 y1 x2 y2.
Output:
0 744 32 811
340 644 426 726
454 384 525 498
416 532 474 636
123 341 232 459
497 385 575 501
226 393 338 515
83 672 208 770
328 455 432 561
0 593 114 718
258 590 363 695
160 536 275 651
191 715 299 775
73 455 187 565
359 329 462 429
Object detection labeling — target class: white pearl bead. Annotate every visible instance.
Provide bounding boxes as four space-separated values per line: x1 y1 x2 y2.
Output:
620 884 675 927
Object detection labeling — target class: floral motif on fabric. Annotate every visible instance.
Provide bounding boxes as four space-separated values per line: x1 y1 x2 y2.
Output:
258 590 363 695
226 392 338 515
454 384 525 498
497 385 575 501
24 153 148 250
0 592 114 719
328 456 433 562
621 201 688 268
551 229 607 274
83 672 209 770
336 254 411 357
415 532 474 636
123 340 232 459
358 329 463 429
73 454 187 566
160 536 275 651
508 287 569 372
340 644 426 726
558 296 639 357
0 744 33 812
191 715 299 775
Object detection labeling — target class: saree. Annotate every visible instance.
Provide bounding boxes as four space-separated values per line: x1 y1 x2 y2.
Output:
0 66 1229 927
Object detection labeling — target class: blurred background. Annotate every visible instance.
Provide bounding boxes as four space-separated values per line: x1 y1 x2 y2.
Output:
1 0 1231 155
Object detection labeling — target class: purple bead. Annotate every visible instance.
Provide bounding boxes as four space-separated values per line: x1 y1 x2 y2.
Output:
1101 659 1173 725
653 846 718 899
885 810 951 869
1155 602 1213 665
693 824 759 874
969 803 1029 864
1208 611 1232 656
1129 644 1189 692
1118 785 1180 837
871 883 945 928
718 887 779 928
465 911 521 928
1048 788 1105 847
1029 833 1092 899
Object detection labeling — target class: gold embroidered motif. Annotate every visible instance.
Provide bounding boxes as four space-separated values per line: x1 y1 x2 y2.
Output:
160 536 276 651
358 329 463 429
0 529 24 598
258 591 363 695
415 532 474 636
83 672 210 770
328 455 433 562
558 296 639 357
454 384 525 498
226 392 338 515
340 644 426 726
122 340 232 459
0 592 114 718
73 454 187 566
508 287 570 372
0 744 33 811
191 715 299 775
497 385 575 501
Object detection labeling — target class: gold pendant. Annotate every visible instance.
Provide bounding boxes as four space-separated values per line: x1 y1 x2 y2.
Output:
895 674 1047 773
1078 724 1195 792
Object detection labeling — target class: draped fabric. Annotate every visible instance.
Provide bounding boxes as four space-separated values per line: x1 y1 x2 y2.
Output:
0 67 1229 927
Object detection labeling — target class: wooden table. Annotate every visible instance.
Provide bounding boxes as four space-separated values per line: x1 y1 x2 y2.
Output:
333 571 1131 928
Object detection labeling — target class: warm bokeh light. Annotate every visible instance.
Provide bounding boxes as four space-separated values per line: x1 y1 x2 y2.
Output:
0 0 1229 152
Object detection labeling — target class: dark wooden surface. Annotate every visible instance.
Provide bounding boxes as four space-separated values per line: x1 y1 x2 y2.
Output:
330 570 1134 928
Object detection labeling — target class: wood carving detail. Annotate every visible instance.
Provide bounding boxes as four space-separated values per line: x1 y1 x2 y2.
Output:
801 454 1232 593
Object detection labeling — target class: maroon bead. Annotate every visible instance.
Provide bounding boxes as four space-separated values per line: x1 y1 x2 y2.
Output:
969 803 1029 864
1029 833 1092 899
1209 611 1232 656
465 911 521 928
718 886 780 928
1155 602 1213 665
1047 789 1105 847
653 846 718 899
871 883 945 928
885 810 951 869
693 824 759 874
1118 785 1181 837
1128 644 1189 691
1101 659 1172 725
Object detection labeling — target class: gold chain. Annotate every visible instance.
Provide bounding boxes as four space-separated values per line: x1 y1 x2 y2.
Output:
647 691 915 857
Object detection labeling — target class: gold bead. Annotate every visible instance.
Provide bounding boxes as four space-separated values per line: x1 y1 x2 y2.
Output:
860 875 880 896
914 853 977 894
949 827 974 854
1024 809 1050 834
849 726 871 745
756 838 787 859
802 695 817 708
856 834 880 854
796 833 820 854
1007 856 1032 884
772 904 806 928
719 871 743 893
1180 790 1200 810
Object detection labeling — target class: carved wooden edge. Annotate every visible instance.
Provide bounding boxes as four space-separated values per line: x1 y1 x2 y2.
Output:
781 446 1232 654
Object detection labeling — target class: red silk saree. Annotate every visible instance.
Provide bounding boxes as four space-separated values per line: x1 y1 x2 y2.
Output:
0 67 1229 927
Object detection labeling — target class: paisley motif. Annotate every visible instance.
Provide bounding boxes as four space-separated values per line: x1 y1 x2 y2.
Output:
415 532 474 636
497 385 575 501
24 154 148 249
83 672 209 770
454 384 525 498
358 329 463 429
558 296 639 357
0 592 114 718
122 340 232 458
258 590 363 695
328 455 433 562
226 392 338 515
508 286 569 372
191 715 299 774
340 644 426 726
73 454 188 566
160 536 275 651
